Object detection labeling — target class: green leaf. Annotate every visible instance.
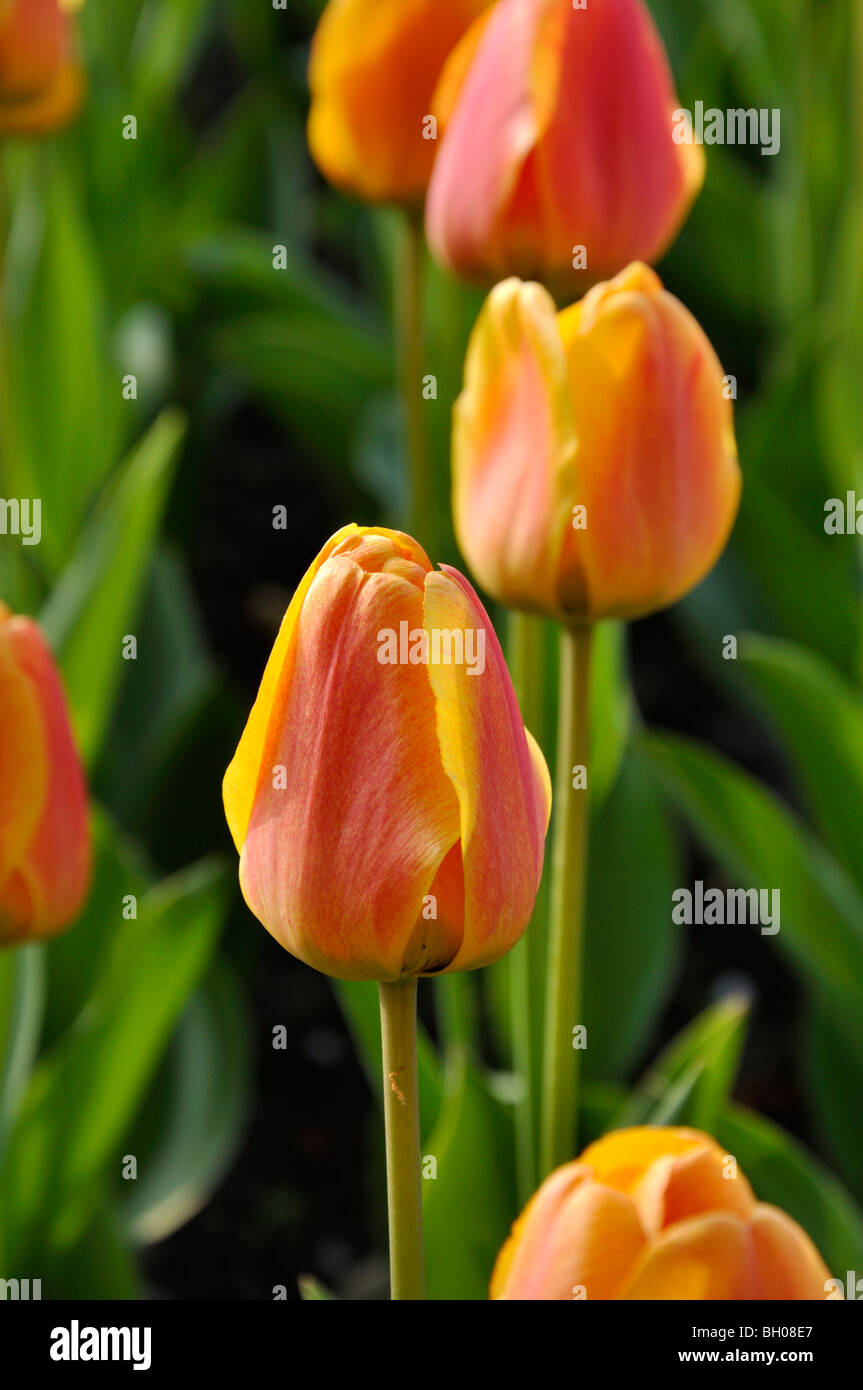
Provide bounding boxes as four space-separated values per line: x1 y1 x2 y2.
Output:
740 633 863 888
583 751 682 1080
617 992 751 1131
2 150 121 569
423 1054 517 1300
718 1104 863 1278
122 961 251 1245
0 945 45 1157
641 731 863 1053
805 1004 863 1207
93 547 216 824
0 858 228 1263
39 410 186 765
42 808 148 1050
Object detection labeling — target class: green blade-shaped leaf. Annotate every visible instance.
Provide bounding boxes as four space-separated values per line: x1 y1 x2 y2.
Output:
40 409 186 765
740 633 863 887
617 992 751 1131
121 961 251 1246
641 730 863 1052
423 1054 516 1300
0 858 228 1263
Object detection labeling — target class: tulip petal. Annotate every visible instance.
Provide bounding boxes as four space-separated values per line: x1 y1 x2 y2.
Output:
621 1211 755 1300
1 616 89 937
0 627 46 894
426 0 562 276
492 1162 647 1300
238 547 462 981
633 1145 755 1236
308 0 488 204
749 1205 834 1300
556 263 741 619
453 277 578 616
579 1125 708 1193
535 0 705 273
224 524 369 853
422 566 550 972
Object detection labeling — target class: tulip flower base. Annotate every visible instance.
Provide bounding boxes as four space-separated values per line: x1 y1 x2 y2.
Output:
379 978 425 1300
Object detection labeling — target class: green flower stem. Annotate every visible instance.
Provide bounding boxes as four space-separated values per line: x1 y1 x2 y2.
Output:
378 978 425 1300
508 610 548 1204
540 622 593 1178
398 208 432 543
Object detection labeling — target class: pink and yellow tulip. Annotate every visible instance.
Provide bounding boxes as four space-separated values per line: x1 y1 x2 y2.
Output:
307 0 490 205
223 525 551 981
0 603 90 943
453 262 741 623
492 1127 833 1300
426 0 704 284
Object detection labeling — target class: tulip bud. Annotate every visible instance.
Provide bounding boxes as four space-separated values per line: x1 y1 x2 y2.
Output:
307 0 490 205
223 525 551 981
0 0 84 136
453 262 741 623
492 1127 833 1300
0 603 90 944
426 0 705 284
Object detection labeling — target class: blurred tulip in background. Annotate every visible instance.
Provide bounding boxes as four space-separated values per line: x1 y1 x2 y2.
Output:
492 1127 833 1300
308 0 489 205
426 0 704 283
0 0 84 136
0 602 90 943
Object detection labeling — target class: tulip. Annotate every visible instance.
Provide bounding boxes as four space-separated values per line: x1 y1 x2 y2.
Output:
0 0 84 137
307 0 490 205
454 262 741 624
426 0 705 284
223 524 551 984
0 603 90 943
492 1127 833 1300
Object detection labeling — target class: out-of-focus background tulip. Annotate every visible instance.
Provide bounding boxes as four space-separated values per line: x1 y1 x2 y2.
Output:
0 0 861 1300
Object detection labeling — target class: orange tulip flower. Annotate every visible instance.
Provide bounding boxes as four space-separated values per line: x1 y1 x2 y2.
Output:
0 0 84 137
307 0 490 205
426 0 704 284
223 525 551 981
492 1127 834 1300
0 603 90 943
453 262 741 623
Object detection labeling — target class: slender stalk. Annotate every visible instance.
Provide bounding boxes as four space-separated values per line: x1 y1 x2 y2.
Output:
397 209 432 542
540 622 593 1178
378 978 425 1299
508 610 547 1204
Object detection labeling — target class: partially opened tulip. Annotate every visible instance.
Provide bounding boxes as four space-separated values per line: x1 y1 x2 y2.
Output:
0 603 90 943
492 1127 833 1300
0 0 85 137
307 0 489 206
426 0 704 285
224 523 550 1298
454 262 741 624
453 262 740 1179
